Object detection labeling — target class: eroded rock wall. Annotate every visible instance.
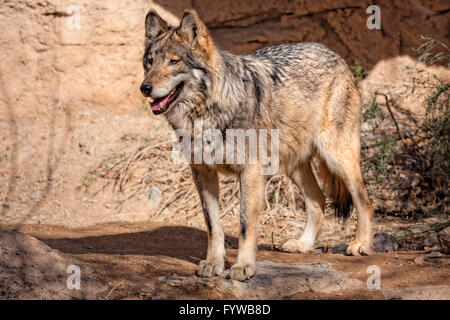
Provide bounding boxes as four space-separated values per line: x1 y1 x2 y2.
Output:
0 0 448 117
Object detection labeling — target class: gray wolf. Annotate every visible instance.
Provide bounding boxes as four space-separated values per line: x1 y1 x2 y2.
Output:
140 9 374 281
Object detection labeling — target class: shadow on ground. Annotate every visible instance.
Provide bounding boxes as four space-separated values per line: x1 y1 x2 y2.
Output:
40 226 240 265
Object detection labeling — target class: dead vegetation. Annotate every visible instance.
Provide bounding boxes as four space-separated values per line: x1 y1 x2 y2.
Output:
84 126 313 243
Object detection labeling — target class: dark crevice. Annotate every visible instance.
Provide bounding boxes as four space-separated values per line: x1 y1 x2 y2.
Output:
43 12 71 17
426 8 450 20
208 6 362 30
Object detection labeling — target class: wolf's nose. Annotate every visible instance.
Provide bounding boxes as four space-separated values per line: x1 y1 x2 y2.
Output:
140 83 153 96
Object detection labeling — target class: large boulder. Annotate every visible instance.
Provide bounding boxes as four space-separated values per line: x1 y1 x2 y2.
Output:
0 230 106 299
143 259 363 299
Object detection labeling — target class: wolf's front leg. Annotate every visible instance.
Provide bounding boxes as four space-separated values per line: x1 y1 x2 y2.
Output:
226 166 264 281
191 165 225 277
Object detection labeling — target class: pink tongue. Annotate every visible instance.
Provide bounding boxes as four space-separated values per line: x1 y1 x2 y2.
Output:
150 94 171 111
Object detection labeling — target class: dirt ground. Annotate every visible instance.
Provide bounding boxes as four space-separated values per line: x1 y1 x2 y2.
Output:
0 221 446 300
1 61 449 299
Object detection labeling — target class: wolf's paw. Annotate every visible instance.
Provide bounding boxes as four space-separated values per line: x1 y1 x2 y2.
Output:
196 259 224 277
345 240 373 256
281 238 315 253
224 263 255 281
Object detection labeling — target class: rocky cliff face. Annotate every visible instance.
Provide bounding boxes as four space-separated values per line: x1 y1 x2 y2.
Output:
0 0 448 117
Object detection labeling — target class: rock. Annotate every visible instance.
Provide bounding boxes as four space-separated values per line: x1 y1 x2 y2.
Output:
427 251 444 259
424 246 441 253
360 56 450 128
424 234 440 248
373 232 399 253
383 285 450 300
146 187 162 208
414 256 425 266
143 260 363 299
331 244 348 254
438 227 450 254
361 121 376 132
0 230 106 299
225 239 237 249
314 247 328 254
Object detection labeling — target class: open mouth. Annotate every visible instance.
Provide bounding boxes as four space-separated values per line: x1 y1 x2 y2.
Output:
149 82 184 115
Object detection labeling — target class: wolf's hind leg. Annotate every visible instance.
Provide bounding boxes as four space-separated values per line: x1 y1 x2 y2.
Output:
191 165 225 277
321 149 373 256
342 162 373 256
282 162 325 253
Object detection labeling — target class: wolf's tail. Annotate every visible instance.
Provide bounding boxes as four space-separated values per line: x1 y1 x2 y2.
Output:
316 159 353 219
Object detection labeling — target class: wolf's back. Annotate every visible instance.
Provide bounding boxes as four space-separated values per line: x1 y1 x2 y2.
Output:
250 42 347 77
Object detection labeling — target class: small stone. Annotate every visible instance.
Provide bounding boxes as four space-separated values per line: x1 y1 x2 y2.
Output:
424 234 439 247
438 227 450 254
414 256 425 265
331 244 348 254
427 251 444 259
146 187 162 208
314 247 328 254
394 254 399 259
373 232 399 253
225 239 236 249
424 245 440 253
30 190 40 200
361 121 375 132
410 227 424 235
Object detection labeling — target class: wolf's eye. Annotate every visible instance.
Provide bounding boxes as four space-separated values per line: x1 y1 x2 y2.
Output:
169 58 180 65
147 57 153 67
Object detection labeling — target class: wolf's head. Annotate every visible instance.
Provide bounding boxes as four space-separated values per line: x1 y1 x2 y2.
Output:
140 10 215 116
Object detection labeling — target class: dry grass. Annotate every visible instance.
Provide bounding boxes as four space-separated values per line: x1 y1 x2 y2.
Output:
87 132 311 228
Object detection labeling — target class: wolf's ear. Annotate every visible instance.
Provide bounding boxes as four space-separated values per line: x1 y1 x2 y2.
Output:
175 10 210 49
145 10 168 46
